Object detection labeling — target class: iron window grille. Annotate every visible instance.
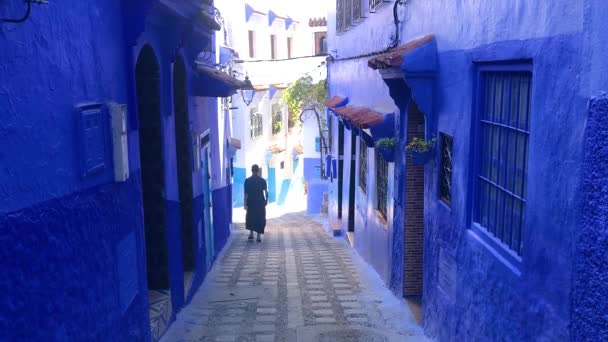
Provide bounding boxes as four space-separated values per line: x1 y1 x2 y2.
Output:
359 137 367 192
344 0 352 28
474 66 532 256
250 109 263 139
336 0 344 33
439 133 453 206
353 0 363 22
272 104 282 135
369 0 385 12
376 149 388 219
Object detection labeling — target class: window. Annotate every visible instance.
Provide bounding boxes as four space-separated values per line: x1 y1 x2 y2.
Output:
439 133 453 206
353 0 363 21
280 161 285 169
359 138 367 192
287 37 293 59
474 67 532 256
248 30 255 58
271 104 282 134
336 0 345 33
270 35 277 60
315 32 328 55
344 0 352 28
376 149 388 219
250 109 263 139
369 0 385 12
315 137 321 152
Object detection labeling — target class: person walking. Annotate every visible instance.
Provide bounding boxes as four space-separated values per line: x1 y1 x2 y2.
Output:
244 164 268 242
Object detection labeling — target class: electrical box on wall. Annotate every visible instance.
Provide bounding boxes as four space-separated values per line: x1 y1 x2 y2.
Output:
109 102 129 182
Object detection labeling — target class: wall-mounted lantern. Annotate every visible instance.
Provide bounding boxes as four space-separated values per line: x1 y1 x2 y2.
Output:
240 75 255 106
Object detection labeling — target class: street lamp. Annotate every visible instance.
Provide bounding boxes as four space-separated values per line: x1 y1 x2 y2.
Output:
240 75 255 106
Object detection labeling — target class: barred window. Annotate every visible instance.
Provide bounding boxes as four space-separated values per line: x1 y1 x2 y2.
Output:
353 0 363 21
376 149 388 219
272 104 282 135
250 109 263 139
359 138 367 192
344 0 352 28
439 133 453 206
336 0 344 33
475 67 532 256
369 0 385 12
336 0 355 33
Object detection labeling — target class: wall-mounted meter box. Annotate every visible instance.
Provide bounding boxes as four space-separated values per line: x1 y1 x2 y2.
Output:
109 102 129 182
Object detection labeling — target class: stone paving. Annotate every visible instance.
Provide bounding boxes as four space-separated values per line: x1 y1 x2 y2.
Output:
161 209 428 342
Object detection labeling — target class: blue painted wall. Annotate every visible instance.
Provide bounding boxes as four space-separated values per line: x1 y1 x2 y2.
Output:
307 179 328 215
277 179 291 206
327 0 602 340
572 94 608 340
212 186 232 256
267 167 276 203
0 173 150 341
0 0 150 339
232 167 246 207
0 0 229 340
303 157 322 181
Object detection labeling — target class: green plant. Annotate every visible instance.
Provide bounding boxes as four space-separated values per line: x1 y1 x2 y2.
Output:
405 137 436 152
375 138 397 148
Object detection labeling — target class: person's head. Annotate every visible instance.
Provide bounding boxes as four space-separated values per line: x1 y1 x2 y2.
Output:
251 164 260 175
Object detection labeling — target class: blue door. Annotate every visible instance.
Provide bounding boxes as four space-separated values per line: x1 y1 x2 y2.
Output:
201 145 214 271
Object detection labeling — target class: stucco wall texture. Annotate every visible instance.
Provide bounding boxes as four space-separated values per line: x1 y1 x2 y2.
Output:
1 0 233 340
0 1 151 340
327 0 606 340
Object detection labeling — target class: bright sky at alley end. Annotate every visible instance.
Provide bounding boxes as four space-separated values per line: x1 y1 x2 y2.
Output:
248 0 328 21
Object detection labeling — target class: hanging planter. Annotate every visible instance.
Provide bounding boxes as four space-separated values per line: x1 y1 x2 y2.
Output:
375 138 397 162
406 137 436 165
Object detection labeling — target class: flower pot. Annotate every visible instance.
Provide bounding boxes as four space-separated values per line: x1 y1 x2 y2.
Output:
410 149 434 165
378 146 395 162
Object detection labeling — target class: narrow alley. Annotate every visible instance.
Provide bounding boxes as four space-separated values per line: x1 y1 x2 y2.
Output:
161 208 426 342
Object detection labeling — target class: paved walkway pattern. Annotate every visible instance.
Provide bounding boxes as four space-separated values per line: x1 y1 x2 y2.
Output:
161 211 428 342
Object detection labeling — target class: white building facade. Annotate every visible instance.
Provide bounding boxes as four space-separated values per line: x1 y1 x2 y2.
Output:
215 0 327 208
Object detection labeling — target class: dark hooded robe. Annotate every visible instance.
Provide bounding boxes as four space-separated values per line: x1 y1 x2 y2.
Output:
245 174 267 234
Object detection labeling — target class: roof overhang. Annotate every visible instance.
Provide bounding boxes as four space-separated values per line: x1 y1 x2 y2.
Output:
193 63 247 97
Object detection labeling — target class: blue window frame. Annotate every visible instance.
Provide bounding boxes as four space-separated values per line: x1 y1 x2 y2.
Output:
473 64 532 257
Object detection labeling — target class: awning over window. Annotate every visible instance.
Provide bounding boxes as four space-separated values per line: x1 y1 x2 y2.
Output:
253 84 270 91
293 144 303 155
326 96 348 109
267 144 286 154
332 106 384 129
227 137 241 157
193 63 247 97
228 138 241 149
368 35 435 70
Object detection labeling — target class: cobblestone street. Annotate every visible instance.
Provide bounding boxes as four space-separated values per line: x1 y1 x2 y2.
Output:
161 209 427 342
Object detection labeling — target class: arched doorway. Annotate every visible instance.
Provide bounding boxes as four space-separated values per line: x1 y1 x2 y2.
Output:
135 45 171 339
172 56 196 295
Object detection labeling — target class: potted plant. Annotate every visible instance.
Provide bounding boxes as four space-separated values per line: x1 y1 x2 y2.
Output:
405 137 436 165
375 138 397 162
